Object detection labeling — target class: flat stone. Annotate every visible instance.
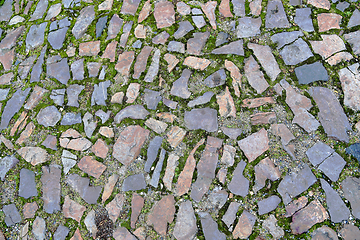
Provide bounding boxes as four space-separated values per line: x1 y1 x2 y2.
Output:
111 92 124 104
346 142 360 164
232 0 245 16
337 1 350 11
152 31 170 44
32 217 46 240
113 125 149 165
170 69 192 99
318 152 346 182
107 14 123 40
177 2 190 15
133 46 153 79
47 57 70 84
115 51 135 77
0 155 18 181
216 86 236 117
344 30 360 55
17 147 48 166
119 21 133 47
15 122 35 144
168 41 185 53
317 13 342 32
204 69 227 88
96 16 107 38
60 137 92 151
144 136 163 172
184 56 211 70
106 193 124 222
280 39 313 65
99 126 114 138
143 89 162 110
29 0 47 20
1 134 14 150
121 0 140 15
145 118 168 134
216 32 228 46
164 53 179 72
0 72 13 85
238 128 269 162
138 0 151 23
61 112 82 125
166 126 186 149
18 55 36 80
157 112 177 123
285 196 308 217
54 225 69 240
37 106 61 127
163 153 179 191
173 201 197 240
339 64 360 111
84 210 97 238
113 227 137 240
209 188 228 208
294 8 314 32
91 139 109 159
87 62 101 77
45 3 61 20
188 91 214 108
0 0 13 21
258 196 281 215
278 164 317 204
340 224 360 240
248 43 280 81
23 202 38 219
82 112 96 138
48 27 68 50
125 83 140 103
26 22 46 49
201 1 217 29
70 228 83 240
144 48 160 83
24 86 48 110
71 59 84 80
102 174 119 203
219 0 233 17
244 56 269 94
79 41 100 56
327 52 353 65
233 211 256 239
243 97 275 108
0 88 30 129
236 17 261 38
187 31 209 55
66 84 84 107
63 196 86 222
78 156 106 179
150 148 166 188
308 0 330 9
134 24 146 38
341 177 360 219
266 0 290 29
72 6 95 39
101 40 117 62
3 204 21 226
309 87 351 142
163 98 178 109
310 35 346 59
174 21 194 39
228 161 249 197
61 150 77 174
249 0 262 15
66 174 102 204
225 60 242 97
312 226 338 240
131 193 144 228
263 215 284 239
41 165 61 213
271 31 303 50
19 168 37 199
154 1 175 28
192 15 206 28
348 9 360 28
254 157 281 192
122 174 146 191
295 62 328 84
91 80 110 106
199 212 226 240
184 108 218 132
222 202 240 228
291 200 329 234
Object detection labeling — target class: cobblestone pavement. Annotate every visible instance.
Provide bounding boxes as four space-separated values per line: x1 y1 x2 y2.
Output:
0 0 360 239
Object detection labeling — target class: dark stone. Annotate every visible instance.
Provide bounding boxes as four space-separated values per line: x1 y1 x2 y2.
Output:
348 9 360 28
309 87 351 143
271 31 304 49
236 17 261 38
122 174 146 191
71 59 84 80
174 21 194 39
91 80 110 106
228 161 249 197
280 39 313 65
143 89 162 110
61 112 82 125
211 40 244 55
145 136 163 172
341 177 360 219
278 164 317 204
170 69 192 99
258 196 281 215
204 69 226 88
150 148 166 188
41 165 61 213
221 127 243 139
168 41 185 53
96 16 107 38
199 212 226 240
295 62 329 84
187 31 209 55
54 225 70 240
346 143 360 163
107 14 123 40
72 5 95 39
30 45 46 82
47 57 70 85
0 88 30 129
188 91 214 108
216 32 228 46
320 179 350 223
26 22 46 49
114 105 149 123
19 168 37 199
184 108 218 132
67 84 84 107
66 174 102 204
3 204 21 226
48 27 68 49
265 0 290 29
232 0 245 16
306 141 334 166
294 8 314 32
318 152 346 182
0 155 18 181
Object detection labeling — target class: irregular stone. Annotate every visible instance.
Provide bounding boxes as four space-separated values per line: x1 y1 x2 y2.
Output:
0 155 18 181
271 31 304 50
29 0 48 20
340 224 360 240
308 0 330 9
164 53 179 72
317 13 342 32
294 8 314 32
134 24 146 38
168 41 185 53
61 150 77 174
312 226 338 240
204 69 227 88
61 112 82 125
243 97 275 109
154 1 175 28
219 0 233 17
78 156 106 179
106 14 123 40
61 137 92 151
24 86 48 110
70 59 84 80
338 64 360 111
23 202 38 219
177 2 191 15
327 52 353 65
244 56 269 94
84 210 97 238
265 0 290 29
285 196 308 217
113 227 137 240
63 196 86 222
96 16 107 38
183 56 211 70
163 98 177 109
222 202 240 228
133 46 153 79
228 161 249 196
249 0 262 15
130 193 144 228
142 89 161 110
192 15 206 29
145 136 163 172
216 86 236 117
102 174 119 203
254 157 280 192
318 152 346 182
32 217 46 240
233 211 256 239
263 215 284 239
3 204 21 226
278 164 317 204
113 125 150 165
66 174 102 204
0 0 13 22
225 60 242 97
115 51 135 77
91 139 109 159
15 121 35 144
37 106 61 127
87 62 101 77
122 174 146 191
111 92 124 104
251 112 276 124
201 1 217 29
209 188 228 208
72 6 95 39
137 0 151 23
344 30 360 55
295 62 328 85
310 35 346 59
174 21 194 39
79 41 100 56
26 22 46 49
258 196 281 215
184 108 218 132
106 193 124 222
66 84 84 107
341 177 360 219
0 72 13 85
121 0 140 15
19 168 37 199
70 229 83 240
232 0 245 16
238 128 269 162
125 83 140 103
47 57 70 84
199 212 226 240
166 126 186 148
187 31 209 55
236 17 261 38
150 148 166 188
188 91 214 108
163 153 179 191
144 48 160 83
152 31 170 44
45 3 62 20
41 165 61 213
17 147 48 166
216 32 228 46
145 118 168 134
91 80 110 106
18 55 36 80
119 21 133 47
172 201 197 240
48 27 68 50
348 9 360 28
170 69 192 99
280 39 313 65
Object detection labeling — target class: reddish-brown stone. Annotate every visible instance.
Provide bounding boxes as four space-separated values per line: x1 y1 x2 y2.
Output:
61 128 81 138
15 122 35 145
219 0 233 17
326 52 353 65
225 60 242 97
106 193 124 222
164 53 179 73
163 153 179 191
0 72 13 85
133 46 153 79
63 196 86 222
126 83 141 103
60 137 92 151
23 202 38 219
156 112 177 123
250 112 277 125
253 157 281 192
201 1 217 29
285 196 308 217
176 2 190 15
238 128 269 162
233 211 257 239
270 124 295 146
317 13 342 32
101 41 117 62
308 0 330 10
145 118 168 134
250 0 262 16
147 195 175 236
183 56 211 70
111 92 124 104
154 1 175 28
79 41 100 56
138 0 151 23
17 147 49 166
0 134 14 150
99 126 114 138
91 139 109 159
24 86 48 110
166 126 186 148
310 35 345 59
70 228 83 240
115 51 135 77
131 193 144 228
0 48 15 71
102 174 119 203
243 97 275 108
216 86 236 118
77 156 106 179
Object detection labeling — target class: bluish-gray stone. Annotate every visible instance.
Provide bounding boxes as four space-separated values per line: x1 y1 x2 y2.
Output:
3 204 21 226
96 16 108 38
144 89 162 110
30 45 46 82
47 57 70 85
48 27 68 49
54 225 69 240
0 88 9 101
61 112 82 125
236 17 261 38
145 136 163 172
216 32 228 46
184 108 218 132
114 105 149 123
295 62 328 84
258 195 281 215
231 0 245 16
150 148 166 188
199 212 226 240
72 5 95 39
271 31 304 49
265 0 290 29
348 9 360 28
228 161 249 197
29 0 48 21
188 91 214 108
294 8 314 32
168 41 185 53
174 21 194 39
0 155 18 181
67 84 84 107
346 143 360 163
19 168 37 199
71 59 84 80
211 40 244 55
37 106 61 127
0 0 13 22
204 69 226 88
26 22 47 49
91 80 110 106
280 39 313 65
122 174 146 191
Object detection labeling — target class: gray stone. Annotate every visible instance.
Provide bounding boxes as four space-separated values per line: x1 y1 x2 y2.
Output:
295 62 328 84
187 31 209 55
61 150 77 175
320 179 350 223
45 3 62 20
341 177 360 219
83 112 97 138
308 87 351 143
71 59 84 80
170 69 192 99
212 40 244 55
120 0 141 15
132 40 142 48
3 204 21 226
122 174 146 191
47 57 70 85
114 105 149 123
263 215 284 239
222 202 240 228
232 0 245 16
150 148 166 188
26 22 46 50
244 55 269 94
209 188 228 208
120 21 133 47
278 164 317 204
29 0 48 21
144 89 162 110
216 32 228 46
236 17 261 38
61 112 82 125
50 21 57 31
228 161 249 197
54 225 69 240
67 84 84 107
0 155 18 181
48 27 68 50
221 127 243 139
192 15 206 29
32 216 46 240
318 152 346 182
271 31 304 49
340 224 360 240
265 0 290 29
0 26 24 50
107 14 123 40
18 55 37 80
168 41 185 53
50 89 65 106
96 16 108 38
339 64 360 111
173 201 197 240
348 9 360 28
174 21 194 39
152 31 170 44
188 91 214 108
0 88 30 129
95 110 110 123
87 62 101 77
344 30 360 55
30 45 46 82
258 196 281 215
192 8 202 15
145 136 163 172
0 0 13 22
72 5 95 39
204 69 227 88
280 39 313 65
0 88 9 101
337 2 350 11
184 108 218 132
91 80 110 106
199 212 226 240
294 8 314 32
144 49 160 83
66 174 102 204
306 141 334 166
19 169 37 199
346 143 360 163
163 98 177 109
42 165 61 213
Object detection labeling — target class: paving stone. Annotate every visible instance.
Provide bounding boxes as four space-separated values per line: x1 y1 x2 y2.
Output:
119 21 133 47
162 153 179 191
0 26 24 50
280 39 313 65
285 196 308 217
228 161 249 196
41 165 61 213
233 211 256 239
60 135 92 152
338 64 360 111
0 88 30 129
123 173 147 191
0 155 18 181
201 1 217 29
265 0 290 29
199 212 226 240
177 1 190 15
87 62 102 77
45 3 62 20
78 156 106 179
216 86 236 117
187 31 209 55
222 202 240 228
318 152 346 182
263 215 284 239
216 32 228 46
152 31 170 44
204 69 227 88
70 59 84 80
295 62 328 84
309 87 351 142
144 136 163 172
32 216 46 240
101 41 117 62
144 48 160 83
209 188 228 208
174 21 194 39
120 0 140 15
133 46 153 79
251 112 276 125
125 83 140 104
344 30 360 55
113 125 149 165
175 139 205 196
243 97 275 109
150 148 166 188
348 9 360 28
61 112 82 125
17 147 49 166
0 72 13 85
84 210 97 238
95 16 107 38
294 8 314 32
47 57 70 84
61 150 77 175
3 204 21 226
184 56 211 70
271 31 304 49
238 128 269 162
154 1 175 28
130 193 144 229
79 41 100 56
184 108 218 132
258 196 281 215
340 224 360 240
91 139 109 159
168 41 185 53
164 53 179 72
29 0 48 20
308 0 330 9
170 69 192 99
72 5 95 39
244 56 269 94
310 35 346 59
219 0 233 17
163 98 177 109
134 24 146 38
107 14 123 40
63 196 86 222
249 0 262 15
101 174 119 203
106 193 124 222
26 22 46 49
192 15 206 28
81 112 96 138
24 85 48 110
48 27 68 50
111 92 124 104
291 200 329 234
144 89 162 110
66 84 84 107
336 1 349 11
341 177 360 219
327 51 353 65
0 0 13 21
114 104 148 123
220 145 236 166
224 60 242 97
70 228 83 240
253 157 281 192
317 13 342 32
188 91 214 108
115 51 135 77
91 80 110 106
312 226 338 240
66 174 102 204
278 164 317 204
236 17 261 38
19 168 37 199
145 118 168 134
16 120 34 144
18 55 36 80
23 202 38 219
165 126 186 148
